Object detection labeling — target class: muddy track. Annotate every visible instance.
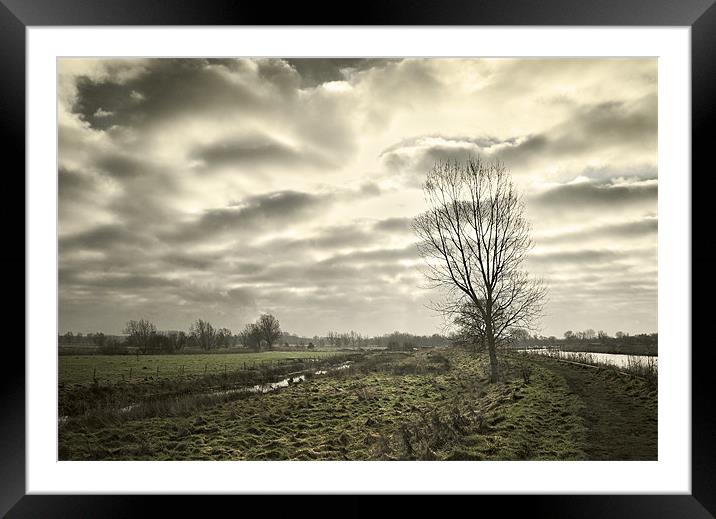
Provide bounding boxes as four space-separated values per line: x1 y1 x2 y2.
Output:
540 359 657 460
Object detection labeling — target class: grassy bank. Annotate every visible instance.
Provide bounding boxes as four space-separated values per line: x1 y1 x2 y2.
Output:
519 350 658 390
522 355 658 459
58 348 656 461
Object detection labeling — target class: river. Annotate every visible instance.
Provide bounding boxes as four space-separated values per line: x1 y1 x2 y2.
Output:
517 348 657 369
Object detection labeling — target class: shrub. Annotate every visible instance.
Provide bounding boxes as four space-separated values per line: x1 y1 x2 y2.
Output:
98 338 128 355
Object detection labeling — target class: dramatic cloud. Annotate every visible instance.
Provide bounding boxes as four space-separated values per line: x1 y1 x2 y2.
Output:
59 58 657 337
191 135 331 171
380 94 656 186
537 217 657 246
531 179 657 209
285 58 401 88
163 190 333 243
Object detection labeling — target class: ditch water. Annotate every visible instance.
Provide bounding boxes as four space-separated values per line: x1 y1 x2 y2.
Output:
215 360 353 396
59 360 354 423
518 348 657 369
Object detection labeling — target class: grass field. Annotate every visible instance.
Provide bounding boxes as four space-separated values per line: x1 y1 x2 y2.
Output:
59 351 338 386
58 348 657 460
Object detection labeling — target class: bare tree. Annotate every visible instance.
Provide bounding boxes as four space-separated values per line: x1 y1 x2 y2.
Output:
92 332 107 348
412 157 546 382
238 323 261 351
189 318 217 351
256 314 281 350
123 319 157 354
216 327 233 348
511 328 531 344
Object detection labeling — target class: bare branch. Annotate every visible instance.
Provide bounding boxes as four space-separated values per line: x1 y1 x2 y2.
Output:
412 157 548 382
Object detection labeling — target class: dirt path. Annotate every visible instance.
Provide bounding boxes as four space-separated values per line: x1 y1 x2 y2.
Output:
538 359 658 460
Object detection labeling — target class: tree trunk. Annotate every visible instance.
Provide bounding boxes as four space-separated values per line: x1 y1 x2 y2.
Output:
487 337 499 383
485 310 499 383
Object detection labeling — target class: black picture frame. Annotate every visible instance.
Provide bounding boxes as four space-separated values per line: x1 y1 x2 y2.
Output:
4 1 712 516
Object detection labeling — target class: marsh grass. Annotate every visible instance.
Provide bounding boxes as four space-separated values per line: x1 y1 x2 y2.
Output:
58 348 656 461
60 354 358 419
624 355 658 389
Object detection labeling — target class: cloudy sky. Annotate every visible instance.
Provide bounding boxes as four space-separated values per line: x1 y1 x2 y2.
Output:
58 58 657 338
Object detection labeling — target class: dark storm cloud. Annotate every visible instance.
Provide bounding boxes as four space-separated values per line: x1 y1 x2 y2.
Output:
381 144 473 180
580 96 657 142
373 217 413 233
68 58 359 163
285 58 397 87
72 79 133 130
58 167 101 204
528 249 622 266
379 134 520 181
59 270 180 290
217 190 322 222
250 228 370 255
259 215 415 254
160 251 221 270
548 280 656 304
172 284 257 307
164 190 332 243
72 59 288 131
248 260 410 288
531 180 657 210
60 223 152 250
539 217 657 246
224 287 256 306
247 263 359 285
359 182 381 197
305 226 375 249
364 59 445 102
191 135 330 170
94 152 149 178
497 96 657 168
319 245 419 267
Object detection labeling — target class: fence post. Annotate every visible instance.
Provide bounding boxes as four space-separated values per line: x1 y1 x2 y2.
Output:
129 367 132 379
157 365 159 378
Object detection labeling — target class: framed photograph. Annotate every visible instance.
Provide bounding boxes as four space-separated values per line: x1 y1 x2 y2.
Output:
6 0 712 516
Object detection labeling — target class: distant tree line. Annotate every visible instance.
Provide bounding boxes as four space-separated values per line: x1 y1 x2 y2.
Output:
500 328 658 355
59 318 451 355
59 314 282 355
373 331 450 350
